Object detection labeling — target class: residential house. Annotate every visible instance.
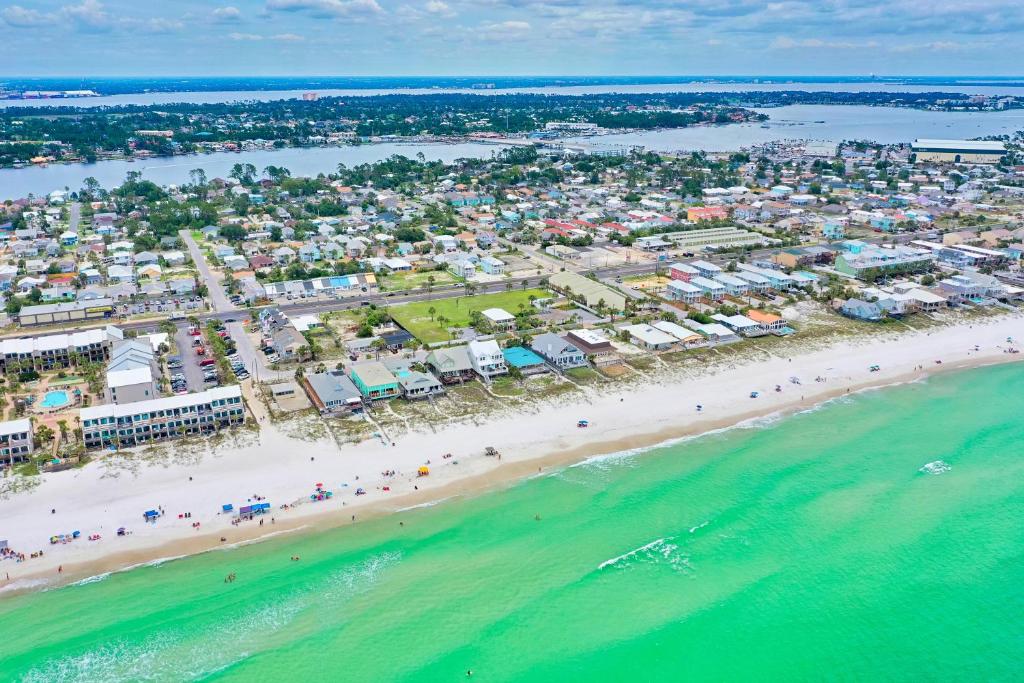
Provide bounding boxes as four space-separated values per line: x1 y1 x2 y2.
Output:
302 371 364 414
621 324 676 351
530 332 587 369
480 256 505 275
383 359 444 399
468 339 508 379
481 308 516 332
271 326 306 359
349 361 401 400
425 346 476 384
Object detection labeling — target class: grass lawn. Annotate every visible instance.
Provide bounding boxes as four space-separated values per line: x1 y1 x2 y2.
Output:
379 269 458 292
390 288 549 343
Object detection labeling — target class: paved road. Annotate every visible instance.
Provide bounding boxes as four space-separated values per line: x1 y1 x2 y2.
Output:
180 229 235 313
68 202 81 234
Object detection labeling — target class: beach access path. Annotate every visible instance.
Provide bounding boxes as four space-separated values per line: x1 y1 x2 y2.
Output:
2 314 1023 594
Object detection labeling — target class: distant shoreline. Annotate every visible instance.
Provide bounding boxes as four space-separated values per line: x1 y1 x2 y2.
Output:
2 314 1021 598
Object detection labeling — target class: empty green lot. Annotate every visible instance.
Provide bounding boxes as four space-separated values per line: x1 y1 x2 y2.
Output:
390 289 549 342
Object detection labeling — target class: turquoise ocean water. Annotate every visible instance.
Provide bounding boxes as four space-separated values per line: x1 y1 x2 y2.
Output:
2 364 1023 681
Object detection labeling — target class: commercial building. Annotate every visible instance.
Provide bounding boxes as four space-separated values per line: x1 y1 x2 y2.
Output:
80 385 245 450
911 139 1006 164
18 298 114 327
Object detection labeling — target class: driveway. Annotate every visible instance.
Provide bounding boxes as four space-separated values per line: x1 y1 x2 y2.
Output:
179 229 235 313
68 202 81 234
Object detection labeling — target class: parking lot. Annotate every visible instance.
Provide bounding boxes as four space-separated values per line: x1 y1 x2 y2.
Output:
170 324 208 393
119 296 206 318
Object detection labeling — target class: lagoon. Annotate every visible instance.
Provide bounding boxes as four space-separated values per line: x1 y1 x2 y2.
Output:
3 104 1023 200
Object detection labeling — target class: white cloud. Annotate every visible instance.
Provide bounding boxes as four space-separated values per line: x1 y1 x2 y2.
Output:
1 5 53 27
212 6 243 23
425 0 456 16
229 31 306 42
771 35 879 50
61 0 115 32
478 19 532 40
264 0 383 18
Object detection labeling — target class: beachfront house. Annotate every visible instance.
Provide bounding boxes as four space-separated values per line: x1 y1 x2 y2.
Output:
621 324 677 351
530 333 587 370
349 361 401 401
302 371 364 414
564 329 618 365
502 345 549 375
425 347 476 384
384 359 445 400
468 339 508 380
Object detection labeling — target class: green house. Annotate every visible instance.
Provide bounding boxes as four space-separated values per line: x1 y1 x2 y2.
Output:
349 361 400 400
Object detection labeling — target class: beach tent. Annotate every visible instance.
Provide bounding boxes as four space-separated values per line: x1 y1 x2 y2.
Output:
418 466 430 476
144 510 159 520
222 504 233 513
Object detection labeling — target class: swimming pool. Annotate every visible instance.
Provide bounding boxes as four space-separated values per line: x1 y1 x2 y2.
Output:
40 390 71 409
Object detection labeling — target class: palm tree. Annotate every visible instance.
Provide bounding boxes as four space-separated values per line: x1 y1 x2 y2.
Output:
428 306 437 321
370 338 387 360
505 281 513 292
426 274 436 299
57 420 69 445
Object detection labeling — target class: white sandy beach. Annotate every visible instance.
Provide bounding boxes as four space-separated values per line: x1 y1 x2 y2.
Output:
2 314 1022 594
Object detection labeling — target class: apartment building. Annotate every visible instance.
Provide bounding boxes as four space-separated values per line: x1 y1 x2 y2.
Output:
0 418 33 465
80 385 245 450
0 325 122 372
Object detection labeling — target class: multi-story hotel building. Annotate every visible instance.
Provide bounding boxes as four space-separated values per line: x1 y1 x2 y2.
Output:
80 385 245 450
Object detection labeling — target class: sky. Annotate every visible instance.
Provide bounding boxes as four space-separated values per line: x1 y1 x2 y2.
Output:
1 0 1023 77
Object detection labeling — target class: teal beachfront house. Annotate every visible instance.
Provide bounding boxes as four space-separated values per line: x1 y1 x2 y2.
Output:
349 361 400 400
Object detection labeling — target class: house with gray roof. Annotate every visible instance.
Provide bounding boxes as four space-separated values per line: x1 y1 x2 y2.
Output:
530 332 588 370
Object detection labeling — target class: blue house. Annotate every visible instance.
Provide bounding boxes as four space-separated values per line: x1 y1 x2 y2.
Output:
823 222 845 240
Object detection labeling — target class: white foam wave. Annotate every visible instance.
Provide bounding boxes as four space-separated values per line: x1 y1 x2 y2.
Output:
70 572 110 587
396 496 456 512
919 460 952 475
598 537 691 573
0 577 50 593
689 521 709 534
571 411 787 471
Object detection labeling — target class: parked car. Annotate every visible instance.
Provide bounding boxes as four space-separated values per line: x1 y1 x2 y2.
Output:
199 358 216 367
